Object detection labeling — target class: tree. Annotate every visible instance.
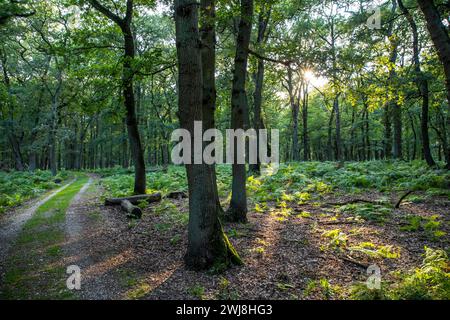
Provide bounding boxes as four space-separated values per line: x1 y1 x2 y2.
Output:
398 0 435 166
249 1 272 175
174 0 241 270
388 0 402 160
417 0 450 169
284 65 301 161
200 0 223 214
225 0 254 223
88 0 146 193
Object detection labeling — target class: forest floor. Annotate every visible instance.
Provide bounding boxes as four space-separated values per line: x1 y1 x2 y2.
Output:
0 162 449 300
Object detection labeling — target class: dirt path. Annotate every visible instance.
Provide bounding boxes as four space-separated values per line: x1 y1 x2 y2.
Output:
0 180 75 278
62 176 124 300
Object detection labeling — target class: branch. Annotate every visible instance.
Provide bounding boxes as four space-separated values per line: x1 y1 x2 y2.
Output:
125 0 133 24
248 48 292 66
88 0 124 27
136 63 176 77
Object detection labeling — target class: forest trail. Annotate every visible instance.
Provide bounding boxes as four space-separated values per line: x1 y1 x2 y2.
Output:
62 176 124 300
0 180 75 277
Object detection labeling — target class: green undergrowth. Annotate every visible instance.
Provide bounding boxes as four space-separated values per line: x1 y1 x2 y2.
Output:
350 247 450 300
96 161 448 202
401 215 447 241
0 176 89 299
96 161 448 227
0 170 72 214
338 202 392 223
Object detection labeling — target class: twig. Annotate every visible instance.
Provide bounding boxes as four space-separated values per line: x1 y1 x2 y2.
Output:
319 220 360 225
341 255 369 269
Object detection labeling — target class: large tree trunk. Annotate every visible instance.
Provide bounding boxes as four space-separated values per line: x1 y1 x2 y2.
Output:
399 0 436 166
225 0 253 223
175 0 241 270
417 0 449 168
123 25 147 193
329 19 342 163
420 80 436 166
200 0 223 215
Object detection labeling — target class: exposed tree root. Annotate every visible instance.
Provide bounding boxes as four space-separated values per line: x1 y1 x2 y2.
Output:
395 190 414 209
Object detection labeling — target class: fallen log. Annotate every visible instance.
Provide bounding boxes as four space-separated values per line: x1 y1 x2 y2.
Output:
166 191 188 199
105 193 162 206
146 167 168 173
121 200 142 219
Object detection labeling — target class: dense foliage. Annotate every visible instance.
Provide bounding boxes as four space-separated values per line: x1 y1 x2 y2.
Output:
1 0 449 172
0 170 70 213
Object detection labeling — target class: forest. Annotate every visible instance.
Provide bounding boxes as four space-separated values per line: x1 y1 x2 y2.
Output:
0 0 449 301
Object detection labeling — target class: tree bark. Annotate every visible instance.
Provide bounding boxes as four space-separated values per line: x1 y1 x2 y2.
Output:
175 0 242 270
417 0 449 168
225 0 253 223
200 0 223 215
123 24 146 193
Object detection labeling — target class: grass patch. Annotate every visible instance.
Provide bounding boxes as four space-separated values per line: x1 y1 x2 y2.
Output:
0 176 89 299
